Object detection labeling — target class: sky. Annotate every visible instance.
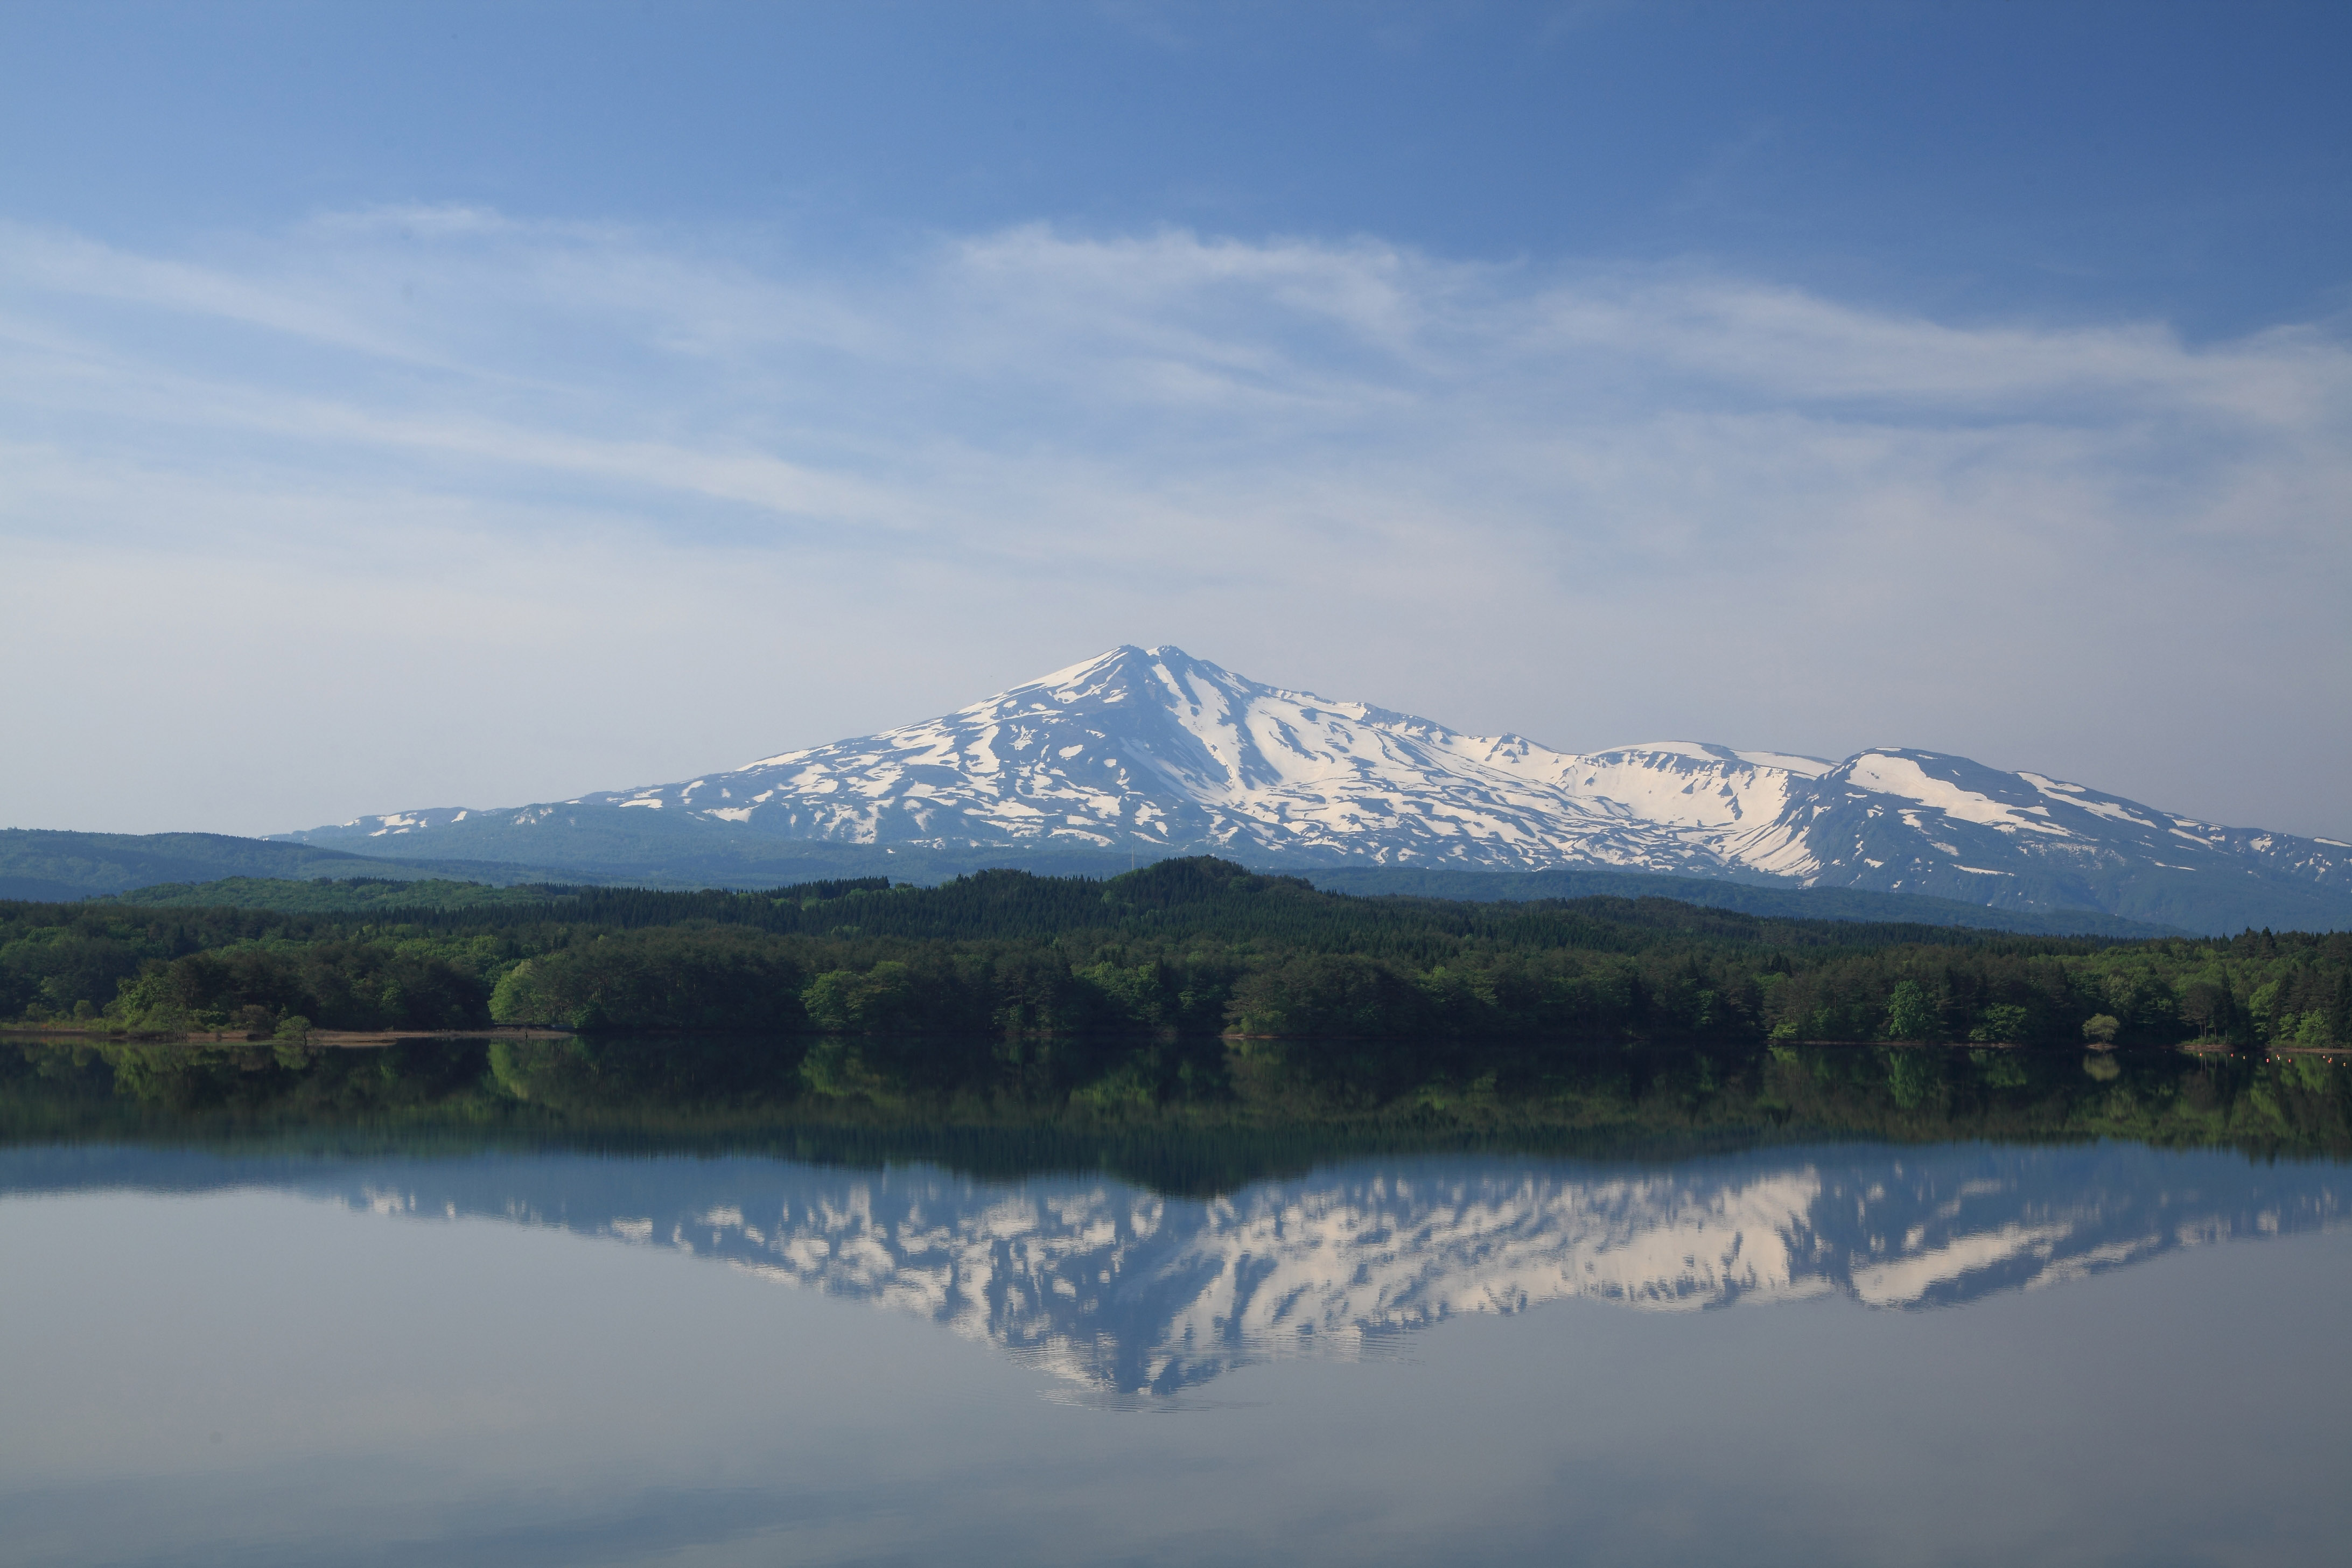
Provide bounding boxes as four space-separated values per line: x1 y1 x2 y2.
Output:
2 1 2348 841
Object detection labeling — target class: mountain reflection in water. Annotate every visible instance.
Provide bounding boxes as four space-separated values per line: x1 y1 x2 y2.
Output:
10 1141 2341 1397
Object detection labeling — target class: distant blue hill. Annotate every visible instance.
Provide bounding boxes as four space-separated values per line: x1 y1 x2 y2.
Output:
0 828 589 902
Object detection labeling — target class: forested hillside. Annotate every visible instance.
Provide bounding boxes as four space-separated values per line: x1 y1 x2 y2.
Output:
4 859 2344 1058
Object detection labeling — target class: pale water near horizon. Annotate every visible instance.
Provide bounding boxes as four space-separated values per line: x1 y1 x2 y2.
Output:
5 1138 2349 1565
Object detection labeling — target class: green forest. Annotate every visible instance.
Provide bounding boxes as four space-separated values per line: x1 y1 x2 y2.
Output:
5 857 2348 1052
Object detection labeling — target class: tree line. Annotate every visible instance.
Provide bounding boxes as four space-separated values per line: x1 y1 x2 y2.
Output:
2 858 2346 1064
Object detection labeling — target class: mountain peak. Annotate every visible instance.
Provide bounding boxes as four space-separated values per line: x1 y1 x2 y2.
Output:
277 648 2352 932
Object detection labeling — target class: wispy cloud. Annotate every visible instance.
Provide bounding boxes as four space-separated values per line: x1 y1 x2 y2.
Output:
1 211 2346 836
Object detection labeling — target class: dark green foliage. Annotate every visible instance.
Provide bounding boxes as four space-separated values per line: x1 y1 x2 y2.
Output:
107 940 489 1033
1229 953 1432 1039
494 929 809 1035
3 860 2349 1068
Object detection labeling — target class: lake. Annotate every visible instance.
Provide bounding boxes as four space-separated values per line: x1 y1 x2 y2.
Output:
5 1110 2350 1565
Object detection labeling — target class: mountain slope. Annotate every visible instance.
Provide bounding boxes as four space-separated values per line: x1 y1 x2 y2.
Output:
276 645 2352 933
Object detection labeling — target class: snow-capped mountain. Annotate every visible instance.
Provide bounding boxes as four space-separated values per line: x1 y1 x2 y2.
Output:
9 1144 2340 1398
282 645 2352 931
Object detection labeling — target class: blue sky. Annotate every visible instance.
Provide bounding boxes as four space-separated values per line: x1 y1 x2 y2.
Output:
3 2 2348 838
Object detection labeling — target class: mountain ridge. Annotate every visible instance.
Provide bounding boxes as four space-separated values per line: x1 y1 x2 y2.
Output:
258 645 2352 934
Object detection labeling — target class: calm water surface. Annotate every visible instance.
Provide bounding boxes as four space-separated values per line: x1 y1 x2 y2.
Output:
5 1136 2349 1566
